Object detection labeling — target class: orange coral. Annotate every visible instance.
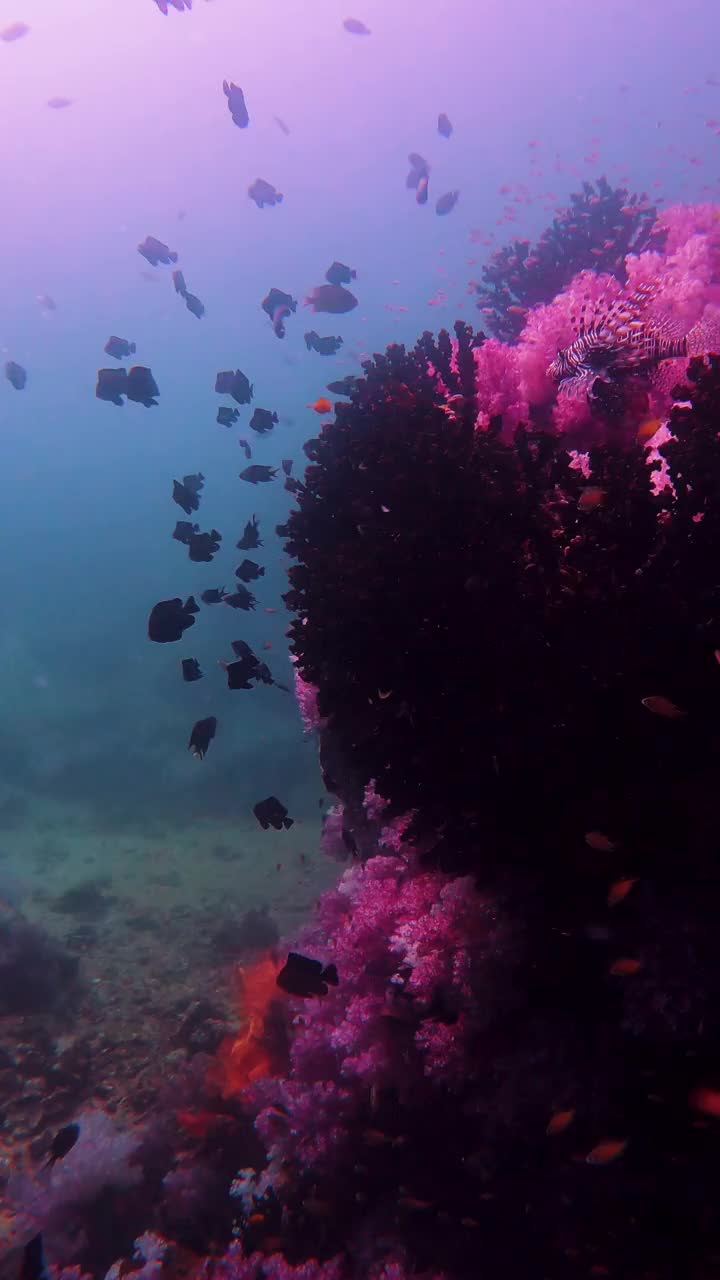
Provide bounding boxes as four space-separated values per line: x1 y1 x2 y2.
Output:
209 954 283 1099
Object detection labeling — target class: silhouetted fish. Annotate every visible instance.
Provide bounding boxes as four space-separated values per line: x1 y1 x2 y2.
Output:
237 516 261 549
273 116 290 135
216 369 253 404
249 179 283 208
126 366 159 406
172 473 204 515
137 236 178 266
325 261 357 286
305 284 358 314
305 331 344 355
277 952 338 997
249 407 278 434
437 112 453 138
327 375 359 396
148 596 199 643
224 585 256 610
281 458 293 475
172 270 187 295
240 465 277 484
173 520 198 545
47 97 73 109
406 153 429 189
217 406 240 427
435 190 459 216
253 796 294 830
238 438 252 459
200 587 227 604
104 336 136 360
189 716 216 760
45 1123 80 1167
184 291 205 319
182 658 203 682
223 80 249 128
221 655 256 689
96 369 127 404
235 558 265 583
5 361 26 390
187 528 221 563
343 17 370 34
261 287 297 338
20 1235 47 1280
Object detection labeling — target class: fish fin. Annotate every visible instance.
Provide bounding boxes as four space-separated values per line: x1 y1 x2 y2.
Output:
687 307 720 358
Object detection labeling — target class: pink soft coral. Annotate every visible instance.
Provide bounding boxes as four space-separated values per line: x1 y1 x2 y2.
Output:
246 853 511 1186
472 201 720 446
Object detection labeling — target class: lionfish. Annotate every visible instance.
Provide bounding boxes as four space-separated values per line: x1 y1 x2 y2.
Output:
548 280 703 397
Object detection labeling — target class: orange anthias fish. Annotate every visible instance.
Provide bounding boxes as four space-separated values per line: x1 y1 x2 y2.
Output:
636 416 664 443
308 397 333 414
641 695 687 720
586 1138 627 1165
609 957 643 976
585 830 619 853
607 877 638 907
546 1108 576 1136
578 485 606 513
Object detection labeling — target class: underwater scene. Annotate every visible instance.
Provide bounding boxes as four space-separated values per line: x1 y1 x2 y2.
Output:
2 0 720 1276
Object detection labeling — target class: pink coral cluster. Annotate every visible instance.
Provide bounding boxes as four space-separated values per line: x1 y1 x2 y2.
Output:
212 1242 447 1280
247 854 509 1184
470 201 720 442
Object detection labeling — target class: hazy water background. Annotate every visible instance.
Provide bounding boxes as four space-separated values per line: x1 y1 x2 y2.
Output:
0 0 719 901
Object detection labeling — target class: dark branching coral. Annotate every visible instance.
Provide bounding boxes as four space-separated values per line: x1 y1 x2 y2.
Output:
473 177 662 342
285 331 719 881
279 336 720 1279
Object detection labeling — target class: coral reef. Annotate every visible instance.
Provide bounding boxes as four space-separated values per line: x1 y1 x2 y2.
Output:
473 177 662 342
26 197 720 1280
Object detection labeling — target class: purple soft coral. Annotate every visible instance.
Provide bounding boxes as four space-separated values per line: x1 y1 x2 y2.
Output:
246 849 511 1190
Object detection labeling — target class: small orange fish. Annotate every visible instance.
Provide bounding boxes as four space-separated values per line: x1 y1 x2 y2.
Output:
607 877 637 907
585 831 619 853
636 416 663 443
609 957 643 976
641 695 686 719
302 1198 331 1217
546 1108 575 1136
248 1213 266 1226
690 1086 720 1117
308 397 333 414
586 1138 627 1165
578 485 607 512
398 1196 433 1211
